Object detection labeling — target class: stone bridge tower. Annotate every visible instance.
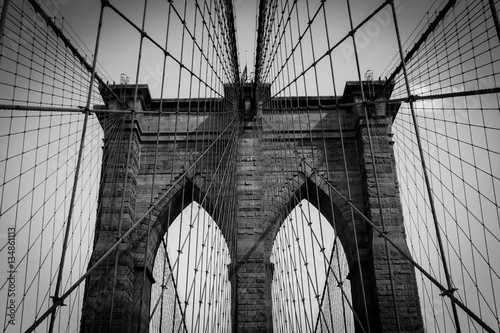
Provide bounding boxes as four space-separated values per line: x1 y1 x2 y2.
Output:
80 81 424 332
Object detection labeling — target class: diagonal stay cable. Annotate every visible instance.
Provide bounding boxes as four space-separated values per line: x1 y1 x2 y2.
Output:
266 1 389 99
47 2 106 331
372 0 459 100
103 0 231 102
278 202 366 332
389 1 463 330
23 114 237 333
260 116 496 333
24 0 130 109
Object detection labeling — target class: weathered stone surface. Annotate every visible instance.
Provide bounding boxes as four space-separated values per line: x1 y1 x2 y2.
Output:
82 82 423 333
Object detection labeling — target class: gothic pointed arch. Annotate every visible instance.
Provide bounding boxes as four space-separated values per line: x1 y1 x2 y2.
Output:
268 175 357 266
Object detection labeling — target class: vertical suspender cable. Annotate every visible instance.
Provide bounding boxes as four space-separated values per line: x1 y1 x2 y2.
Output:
157 240 168 332
149 1 173 330
172 0 189 326
320 5 353 331
346 0 396 330
388 1 462 332
182 1 198 324
109 0 148 328
140 5 170 328
47 3 106 332
348 0 404 329
24 117 238 333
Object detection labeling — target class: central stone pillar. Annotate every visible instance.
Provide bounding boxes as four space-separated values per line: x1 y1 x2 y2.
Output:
234 117 274 332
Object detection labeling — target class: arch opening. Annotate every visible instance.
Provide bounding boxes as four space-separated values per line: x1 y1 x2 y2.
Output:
149 201 232 333
270 199 354 332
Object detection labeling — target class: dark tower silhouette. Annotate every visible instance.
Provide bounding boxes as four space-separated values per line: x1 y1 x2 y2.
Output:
80 81 423 333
